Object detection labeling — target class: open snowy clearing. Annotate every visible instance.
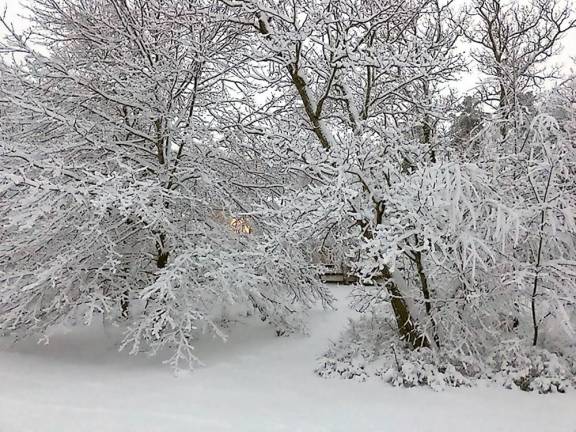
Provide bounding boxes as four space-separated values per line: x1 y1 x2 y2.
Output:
0 285 574 432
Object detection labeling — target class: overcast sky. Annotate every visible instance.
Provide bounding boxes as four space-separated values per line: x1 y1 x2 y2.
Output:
1 0 575 93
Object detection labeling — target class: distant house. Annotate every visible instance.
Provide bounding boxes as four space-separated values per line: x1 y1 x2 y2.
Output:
212 209 253 235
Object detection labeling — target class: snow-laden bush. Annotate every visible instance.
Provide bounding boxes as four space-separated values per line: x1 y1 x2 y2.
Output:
489 342 576 393
315 312 474 390
315 353 368 382
377 349 472 391
313 315 380 382
316 313 575 393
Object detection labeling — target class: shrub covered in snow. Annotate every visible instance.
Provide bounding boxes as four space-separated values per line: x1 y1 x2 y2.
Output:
489 343 576 393
315 313 473 390
377 349 472 391
316 313 576 393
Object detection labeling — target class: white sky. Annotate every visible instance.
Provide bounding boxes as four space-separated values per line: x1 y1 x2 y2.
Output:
1 0 28 32
1 0 575 93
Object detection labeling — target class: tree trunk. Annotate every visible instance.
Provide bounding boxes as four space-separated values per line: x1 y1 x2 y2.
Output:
121 290 130 319
156 232 169 269
376 267 431 349
413 250 440 347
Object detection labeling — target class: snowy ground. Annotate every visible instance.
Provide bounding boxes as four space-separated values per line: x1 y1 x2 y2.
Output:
1 285 575 432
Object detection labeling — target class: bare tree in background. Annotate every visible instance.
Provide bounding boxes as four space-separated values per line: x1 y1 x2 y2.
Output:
463 0 576 114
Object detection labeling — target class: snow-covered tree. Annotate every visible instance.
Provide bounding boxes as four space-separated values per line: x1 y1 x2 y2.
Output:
1 0 574 387
0 0 331 368
463 0 576 114
219 0 466 348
